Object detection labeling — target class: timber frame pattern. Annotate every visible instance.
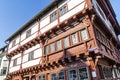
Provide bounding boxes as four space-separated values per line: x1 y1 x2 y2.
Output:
6 0 120 80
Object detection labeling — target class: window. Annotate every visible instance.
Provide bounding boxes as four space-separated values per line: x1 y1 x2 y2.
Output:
71 33 78 44
57 40 62 50
13 58 17 66
44 46 49 54
1 67 7 74
59 5 67 16
51 73 57 80
58 71 65 80
38 75 46 80
50 43 55 53
69 70 77 80
64 37 69 48
80 29 88 40
12 40 16 47
78 68 89 80
26 29 31 38
29 51 34 61
102 66 112 79
50 11 57 22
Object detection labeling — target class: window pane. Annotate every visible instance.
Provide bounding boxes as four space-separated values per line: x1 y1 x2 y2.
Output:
64 37 69 48
44 46 49 54
71 33 78 44
12 40 16 47
26 29 31 38
59 71 64 80
38 76 41 80
57 40 62 50
42 75 46 80
51 73 57 80
59 5 67 16
29 51 34 60
69 70 77 80
50 43 55 53
78 68 88 80
80 29 88 40
13 59 17 66
51 11 57 21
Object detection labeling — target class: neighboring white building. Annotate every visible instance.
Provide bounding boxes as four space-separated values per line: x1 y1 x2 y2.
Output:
0 46 9 80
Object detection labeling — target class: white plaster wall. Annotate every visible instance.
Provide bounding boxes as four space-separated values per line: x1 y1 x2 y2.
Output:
17 57 21 65
20 32 37 46
22 58 40 69
9 66 20 73
60 2 85 22
8 45 19 53
21 31 26 41
34 48 42 59
40 20 58 34
11 53 21 60
67 0 84 10
31 22 39 34
40 16 50 29
24 44 40 55
22 54 28 63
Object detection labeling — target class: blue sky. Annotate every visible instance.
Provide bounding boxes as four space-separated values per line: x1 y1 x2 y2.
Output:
0 0 120 48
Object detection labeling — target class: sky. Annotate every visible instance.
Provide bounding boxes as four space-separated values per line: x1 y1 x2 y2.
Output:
0 0 120 48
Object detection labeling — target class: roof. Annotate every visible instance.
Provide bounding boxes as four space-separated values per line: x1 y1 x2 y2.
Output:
5 0 63 42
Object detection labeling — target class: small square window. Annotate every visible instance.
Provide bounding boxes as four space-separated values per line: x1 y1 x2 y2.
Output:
57 40 62 50
80 29 88 41
13 58 17 66
50 43 55 53
44 46 49 54
71 33 78 44
50 11 58 22
12 40 16 47
59 5 67 16
26 29 31 38
64 37 69 48
29 51 34 61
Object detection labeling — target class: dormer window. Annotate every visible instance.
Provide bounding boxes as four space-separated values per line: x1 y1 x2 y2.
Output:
26 29 31 38
50 11 58 22
59 5 67 16
12 40 16 47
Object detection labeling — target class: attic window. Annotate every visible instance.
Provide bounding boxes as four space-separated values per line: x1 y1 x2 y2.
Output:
12 40 16 47
26 29 31 38
50 11 58 22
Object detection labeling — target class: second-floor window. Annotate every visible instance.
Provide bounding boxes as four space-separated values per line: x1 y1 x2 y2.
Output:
28 51 34 61
44 45 49 54
64 37 69 48
26 29 31 38
56 40 62 50
50 43 55 53
13 58 17 66
80 29 88 41
50 11 57 22
12 40 16 47
59 5 67 16
71 33 78 44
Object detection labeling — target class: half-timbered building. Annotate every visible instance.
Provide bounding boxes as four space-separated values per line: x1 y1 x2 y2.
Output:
6 0 120 80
